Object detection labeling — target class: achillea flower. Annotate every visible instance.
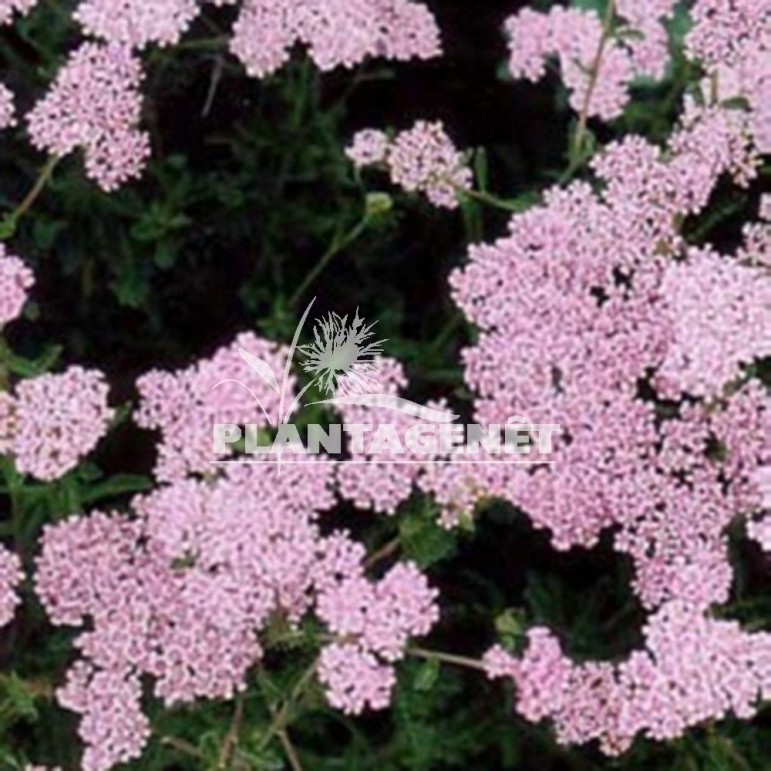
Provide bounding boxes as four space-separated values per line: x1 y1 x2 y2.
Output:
0 83 15 129
346 128 390 167
58 662 149 771
27 43 150 191
317 562 438 712
485 601 771 755
349 121 472 209
687 0 771 153
10 367 113 481
0 545 22 627
230 0 441 79
505 2 676 121
36 461 367 769
74 0 199 48
443 112 769 613
135 332 292 481
317 643 396 714
658 248 771 397
686 0 770 70
0 0 37 24
0 245 34 327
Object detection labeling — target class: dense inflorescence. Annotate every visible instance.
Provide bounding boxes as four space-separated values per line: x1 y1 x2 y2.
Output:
348 121 472 208
0 0 37 25
4 367 114 481
35 461 438 769
0 0 770 768
485 602 771 756
0 244 33 327
230 0 441 78
135 332 292 481
0 83 15 130
504 2 677 120
0 545 22 627
27 43 150 191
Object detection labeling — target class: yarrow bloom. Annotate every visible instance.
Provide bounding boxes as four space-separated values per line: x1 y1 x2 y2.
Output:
74 0 199 49
485 601 771 755
440 110 770 601
0 545 23 627
317 561 439 713
504 2 677 121
687 0 771 153
0 245 34 327
0 83 15 129
27 43 150 191
348 121 472 209
230 0 441 79
8 367 114 481
346 129 389 167
35 460 377 770
135 332 292 481
658 247 771 397
0 0 37 25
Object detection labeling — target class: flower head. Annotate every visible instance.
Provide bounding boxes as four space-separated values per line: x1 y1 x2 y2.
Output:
0 245 34 327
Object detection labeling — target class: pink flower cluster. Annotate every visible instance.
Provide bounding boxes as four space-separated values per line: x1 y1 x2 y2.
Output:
1 0 440 193
2 367 113 481
0 545 23 627
0 244 34 327
318 561 438 713
135 332 291 481
27 43 150 191
688 0 771 153
230 0 441 79
334 357 427 513
348 121 472 209
658 247 771 397
0 0 37 25
74 0 199 49
35 456 438 769
504 2 677 120
486 601 771 755
416 53 771 749
0 83 15 130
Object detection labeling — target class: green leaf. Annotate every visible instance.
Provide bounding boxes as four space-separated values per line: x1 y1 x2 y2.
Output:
0 215 17 241
81 474 153 505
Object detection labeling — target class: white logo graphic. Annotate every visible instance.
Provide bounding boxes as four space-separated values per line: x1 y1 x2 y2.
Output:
212 298 559 463
298 308 385 397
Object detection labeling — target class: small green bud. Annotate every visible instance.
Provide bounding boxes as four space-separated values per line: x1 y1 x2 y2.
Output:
365 192 394 218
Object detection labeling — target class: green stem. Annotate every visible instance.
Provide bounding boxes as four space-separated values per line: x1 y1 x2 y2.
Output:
460 187 532 213
289 217 371 306
364 536 401 569
257 659 318 754
175 35 228 52
562 0 616 181
10 155 60 226
407 646 487 672
161 736 204 760
217 693 245 769
278 728 305 771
